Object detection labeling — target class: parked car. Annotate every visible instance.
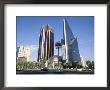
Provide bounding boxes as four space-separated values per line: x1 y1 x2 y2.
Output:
87 69 92 71
41 67 48 71
77 69 82 71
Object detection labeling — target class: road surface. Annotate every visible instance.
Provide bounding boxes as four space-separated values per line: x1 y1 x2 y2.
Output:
16 69 94 74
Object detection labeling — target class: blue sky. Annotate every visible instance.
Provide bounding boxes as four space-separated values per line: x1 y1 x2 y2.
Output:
16 16 94 61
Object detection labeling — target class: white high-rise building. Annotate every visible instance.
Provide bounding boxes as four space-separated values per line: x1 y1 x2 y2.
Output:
80 56 86 67
62 45 66 61
17 46 30 62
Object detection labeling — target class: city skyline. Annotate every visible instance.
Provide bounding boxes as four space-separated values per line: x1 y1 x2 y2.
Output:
16 16 94 61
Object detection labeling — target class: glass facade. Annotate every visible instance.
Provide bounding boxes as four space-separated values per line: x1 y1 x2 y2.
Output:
62 19 81 63
38 24 54 61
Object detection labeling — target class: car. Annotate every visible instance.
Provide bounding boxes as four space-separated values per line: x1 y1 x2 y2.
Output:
55 69 64 72
71 68 74 69
82 69 92 71
41 67 48 71
77 69 82 71
87 69 92 71
82 69 87 71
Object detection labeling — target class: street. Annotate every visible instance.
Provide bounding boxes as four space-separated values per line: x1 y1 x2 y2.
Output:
16 69 94 74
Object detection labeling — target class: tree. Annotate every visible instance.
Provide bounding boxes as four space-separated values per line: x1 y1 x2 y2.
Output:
17 60 23 70
27 61 30 69
23 61 28 69
35 62 39 69
16 57 28 70
40 58 47 68
16 63 20 70
86 60 94 70
71 62 77 68
55 41 62 68
37 61 41 69
91 61 94 70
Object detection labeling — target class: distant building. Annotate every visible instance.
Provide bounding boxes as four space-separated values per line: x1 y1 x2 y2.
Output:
48 55 62 69
49 55 62 63
61 45 66 61
38 24 54 61
80 56 86 67
61 18 81 63
16 46 30 62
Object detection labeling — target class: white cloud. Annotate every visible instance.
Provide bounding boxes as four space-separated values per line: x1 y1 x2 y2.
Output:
29 45 38 52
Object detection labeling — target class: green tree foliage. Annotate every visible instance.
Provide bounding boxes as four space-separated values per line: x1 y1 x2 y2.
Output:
16 57 46 70
39 58 47 68
55 41 62 57
86 60 94 70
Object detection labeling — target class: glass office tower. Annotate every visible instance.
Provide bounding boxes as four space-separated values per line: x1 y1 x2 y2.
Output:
38 24 54 61
62 19 81 63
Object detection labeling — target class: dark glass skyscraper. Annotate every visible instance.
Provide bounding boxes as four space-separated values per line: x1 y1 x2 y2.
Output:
62 19 81 63
38 24 54 61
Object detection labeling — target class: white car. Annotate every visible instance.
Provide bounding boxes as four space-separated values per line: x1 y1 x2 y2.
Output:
77 69 82 71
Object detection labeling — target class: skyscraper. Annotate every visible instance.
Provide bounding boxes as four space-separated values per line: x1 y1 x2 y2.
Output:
38 24 54 61
62 18 81 63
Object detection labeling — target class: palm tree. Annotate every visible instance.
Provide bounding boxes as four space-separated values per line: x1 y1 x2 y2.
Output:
55 41 62 68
